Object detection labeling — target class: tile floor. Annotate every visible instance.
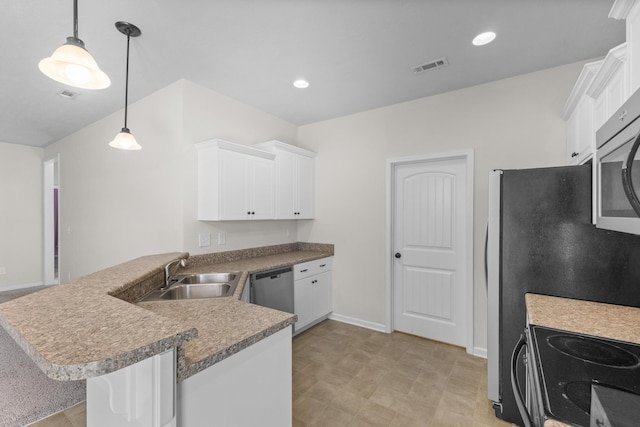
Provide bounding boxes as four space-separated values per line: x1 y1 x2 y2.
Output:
29 320 512 427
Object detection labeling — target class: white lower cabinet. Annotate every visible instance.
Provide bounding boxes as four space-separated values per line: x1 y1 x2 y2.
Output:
87 349 176 427
293 257 332 333
178 326 292 427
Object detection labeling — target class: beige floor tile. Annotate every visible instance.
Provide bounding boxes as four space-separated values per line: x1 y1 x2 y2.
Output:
349 401 397 426
29 411 74 427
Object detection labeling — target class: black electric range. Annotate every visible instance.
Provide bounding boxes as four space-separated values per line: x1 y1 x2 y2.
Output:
529 325 640 426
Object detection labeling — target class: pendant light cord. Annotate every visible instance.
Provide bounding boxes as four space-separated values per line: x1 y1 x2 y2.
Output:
123 31 131 130
73 0 79 39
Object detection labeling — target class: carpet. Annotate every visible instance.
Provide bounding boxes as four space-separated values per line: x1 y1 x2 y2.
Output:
0 288 85 427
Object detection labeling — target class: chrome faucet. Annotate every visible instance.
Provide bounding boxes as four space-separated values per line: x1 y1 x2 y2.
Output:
164 258 187 288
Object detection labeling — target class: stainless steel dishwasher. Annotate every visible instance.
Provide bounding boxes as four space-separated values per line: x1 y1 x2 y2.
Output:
250 266 294 316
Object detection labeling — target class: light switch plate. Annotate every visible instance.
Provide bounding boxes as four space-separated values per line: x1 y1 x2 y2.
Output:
198 233 211 247
217 232 226 245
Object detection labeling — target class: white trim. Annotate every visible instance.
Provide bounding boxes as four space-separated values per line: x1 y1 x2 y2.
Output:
0 282 45 292
561 61 602 120
255 140 317 158
610 0 637 19
195 139 276 160
43 155 60 287
586 43 627 99
473 347 487 359
385 149 475 355
328 313 387 333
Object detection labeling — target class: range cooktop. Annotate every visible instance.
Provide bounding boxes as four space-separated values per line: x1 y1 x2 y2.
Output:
530 326 640 426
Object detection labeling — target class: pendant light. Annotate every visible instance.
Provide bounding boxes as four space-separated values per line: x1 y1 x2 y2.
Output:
109 21 142 150
38 0 110 90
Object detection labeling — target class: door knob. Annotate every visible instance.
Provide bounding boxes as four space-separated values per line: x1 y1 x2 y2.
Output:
395 252 401 258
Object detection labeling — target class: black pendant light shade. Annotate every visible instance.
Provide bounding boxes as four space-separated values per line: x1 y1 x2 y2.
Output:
109 21 142 150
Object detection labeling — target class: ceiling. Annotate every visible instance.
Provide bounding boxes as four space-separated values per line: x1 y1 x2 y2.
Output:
0 0 625 148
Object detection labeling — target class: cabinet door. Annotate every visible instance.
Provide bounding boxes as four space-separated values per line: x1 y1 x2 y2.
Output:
219 149 251 220
574 96 594 165
311 271 331 319
607 66 627 115
297 155 315 219
294 278 314 330
250 157 275 220
275 150 297 219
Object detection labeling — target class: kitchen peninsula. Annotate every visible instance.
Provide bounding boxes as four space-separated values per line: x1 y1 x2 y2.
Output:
0 242 333 427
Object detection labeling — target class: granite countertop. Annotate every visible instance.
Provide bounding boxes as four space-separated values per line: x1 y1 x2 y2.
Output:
0 242 333 382
526 293 640 344
526 293 640 427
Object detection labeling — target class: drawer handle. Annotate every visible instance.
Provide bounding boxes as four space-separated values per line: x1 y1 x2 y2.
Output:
300 269 308 273
319 264 326 267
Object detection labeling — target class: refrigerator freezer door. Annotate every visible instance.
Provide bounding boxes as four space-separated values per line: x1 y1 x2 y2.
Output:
487 170 502 404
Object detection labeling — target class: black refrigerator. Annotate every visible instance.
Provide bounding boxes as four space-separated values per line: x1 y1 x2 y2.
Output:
486 164 640 426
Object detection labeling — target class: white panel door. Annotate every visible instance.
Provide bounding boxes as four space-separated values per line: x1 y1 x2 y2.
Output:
393 157 467 346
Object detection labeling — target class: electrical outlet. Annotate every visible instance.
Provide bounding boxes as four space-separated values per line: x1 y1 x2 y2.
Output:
198 233 211 247
0 266 6 275
217 232 226 245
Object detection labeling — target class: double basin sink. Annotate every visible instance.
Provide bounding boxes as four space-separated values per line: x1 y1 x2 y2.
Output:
138 272 241 302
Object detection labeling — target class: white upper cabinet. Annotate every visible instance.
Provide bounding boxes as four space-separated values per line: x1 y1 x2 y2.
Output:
255 141 316 219
562 61 601 165
611 0 640 93
196 139 275 221
587 43 628 132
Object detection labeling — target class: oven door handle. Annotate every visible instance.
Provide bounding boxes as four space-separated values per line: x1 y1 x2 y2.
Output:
511 333 533 427
622 129 640 218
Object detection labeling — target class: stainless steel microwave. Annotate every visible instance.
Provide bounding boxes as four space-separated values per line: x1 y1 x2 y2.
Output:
595 89 640 235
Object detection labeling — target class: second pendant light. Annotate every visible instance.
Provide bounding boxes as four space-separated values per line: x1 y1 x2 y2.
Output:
109 21 142 150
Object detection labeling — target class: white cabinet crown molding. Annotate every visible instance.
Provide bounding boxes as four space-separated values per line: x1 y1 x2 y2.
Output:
586 43 628 99
195 139 275 160
561 60 603 120
610 0 637 19
255 140 317 158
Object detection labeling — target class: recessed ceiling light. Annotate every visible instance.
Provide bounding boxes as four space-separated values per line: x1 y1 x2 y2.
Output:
472 31 496 46
293 79 309 89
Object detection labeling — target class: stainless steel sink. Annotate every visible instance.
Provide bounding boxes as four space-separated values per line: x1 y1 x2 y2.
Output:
161 283 233 299
173 272 237 284
138 271 241 302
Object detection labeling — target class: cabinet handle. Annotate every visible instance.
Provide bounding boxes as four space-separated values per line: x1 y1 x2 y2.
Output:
247 211 251 215
319 264 326 267
312 280 317 284
395 252 402 258
300 269 308 273
251 211 255 215
620 109 628 122
571 152 579 158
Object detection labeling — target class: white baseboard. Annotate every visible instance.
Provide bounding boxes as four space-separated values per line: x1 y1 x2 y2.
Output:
474 347 487 359
0 281 45 292
329 313 387 333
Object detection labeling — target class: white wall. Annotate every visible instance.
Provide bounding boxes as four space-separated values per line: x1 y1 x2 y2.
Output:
42 79 301 282
180 80 300 255
297 61 585 351
0 142 43 290
44 82 185 281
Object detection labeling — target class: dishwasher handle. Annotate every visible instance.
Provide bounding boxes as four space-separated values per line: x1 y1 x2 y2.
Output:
253 267 293 281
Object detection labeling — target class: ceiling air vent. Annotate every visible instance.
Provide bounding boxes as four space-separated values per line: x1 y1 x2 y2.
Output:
412 57 449 74
58 89 79 100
